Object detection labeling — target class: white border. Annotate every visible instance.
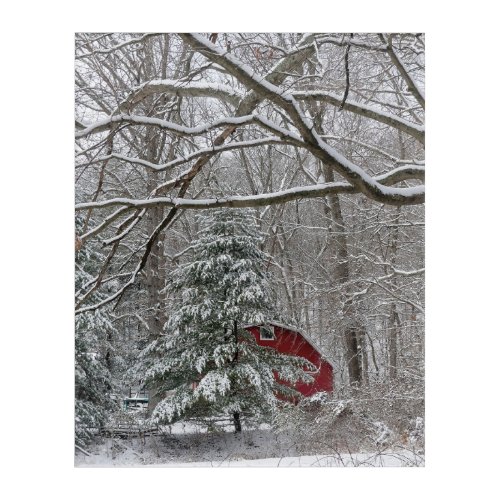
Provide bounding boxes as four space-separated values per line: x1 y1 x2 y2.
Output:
4 1 500 498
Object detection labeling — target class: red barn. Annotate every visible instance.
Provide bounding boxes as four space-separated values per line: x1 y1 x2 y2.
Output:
245 322 334 397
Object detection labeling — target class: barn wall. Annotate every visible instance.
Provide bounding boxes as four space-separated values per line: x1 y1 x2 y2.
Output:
246 325 333 397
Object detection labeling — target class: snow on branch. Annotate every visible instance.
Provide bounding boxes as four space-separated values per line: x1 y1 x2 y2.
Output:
75 114 256 139
75 165 424 212
393 267 425 277
293 91 424 143
316 34 388 52
95 137 299 172
122 79 243 108
79 206 131 243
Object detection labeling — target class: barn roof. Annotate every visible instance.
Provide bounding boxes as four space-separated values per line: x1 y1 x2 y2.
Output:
246 321 334 368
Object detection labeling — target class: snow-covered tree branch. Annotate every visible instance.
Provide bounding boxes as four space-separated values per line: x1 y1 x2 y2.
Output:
76 165 424 212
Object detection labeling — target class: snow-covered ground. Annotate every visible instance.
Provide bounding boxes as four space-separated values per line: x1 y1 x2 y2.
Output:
75 425 424 467
78 452 423 467
146 453 423 467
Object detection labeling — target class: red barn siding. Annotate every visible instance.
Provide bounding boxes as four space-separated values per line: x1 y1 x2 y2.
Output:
246 324 333 397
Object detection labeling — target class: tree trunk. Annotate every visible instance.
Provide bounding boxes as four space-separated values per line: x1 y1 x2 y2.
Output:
143 142 167 417
323 162 363 387
232 320 242 432
388 305 398 380
387 206 402 381
306 102 364 389
143 36 177 418
345 326 362 386
361 326 369 386
388 304 403 381
145 175 167 417
233 319 239 362
233 412 242 433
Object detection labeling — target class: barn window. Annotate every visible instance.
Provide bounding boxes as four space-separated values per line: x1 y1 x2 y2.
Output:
259 325 275 340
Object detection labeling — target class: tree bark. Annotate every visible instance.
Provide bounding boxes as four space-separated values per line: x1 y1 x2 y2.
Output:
387 201 402 381
232 319 242 432
323 162 363 388
233 412 242 433
388 305 398 380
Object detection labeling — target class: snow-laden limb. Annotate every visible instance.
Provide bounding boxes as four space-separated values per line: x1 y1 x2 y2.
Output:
75 165 424 212
76 113 305 150
316 34 389 52
122 79 243 108
95 137 298 172
392 267 425 277
374 165 424 184
75 114 256 139
79 206 131 243
293 90 424 143
101 208 146 246
306 128 425 204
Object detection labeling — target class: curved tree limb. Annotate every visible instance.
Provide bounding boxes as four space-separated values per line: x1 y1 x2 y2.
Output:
76 165 424 211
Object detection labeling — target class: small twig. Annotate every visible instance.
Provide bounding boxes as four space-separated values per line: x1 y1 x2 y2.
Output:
339 34 354 110
75 444 91 456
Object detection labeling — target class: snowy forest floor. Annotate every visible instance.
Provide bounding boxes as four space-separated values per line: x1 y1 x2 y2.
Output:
75 424 424 467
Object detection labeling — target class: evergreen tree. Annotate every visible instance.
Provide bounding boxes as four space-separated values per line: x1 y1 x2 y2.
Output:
75 216 117 446
136 209 314 432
